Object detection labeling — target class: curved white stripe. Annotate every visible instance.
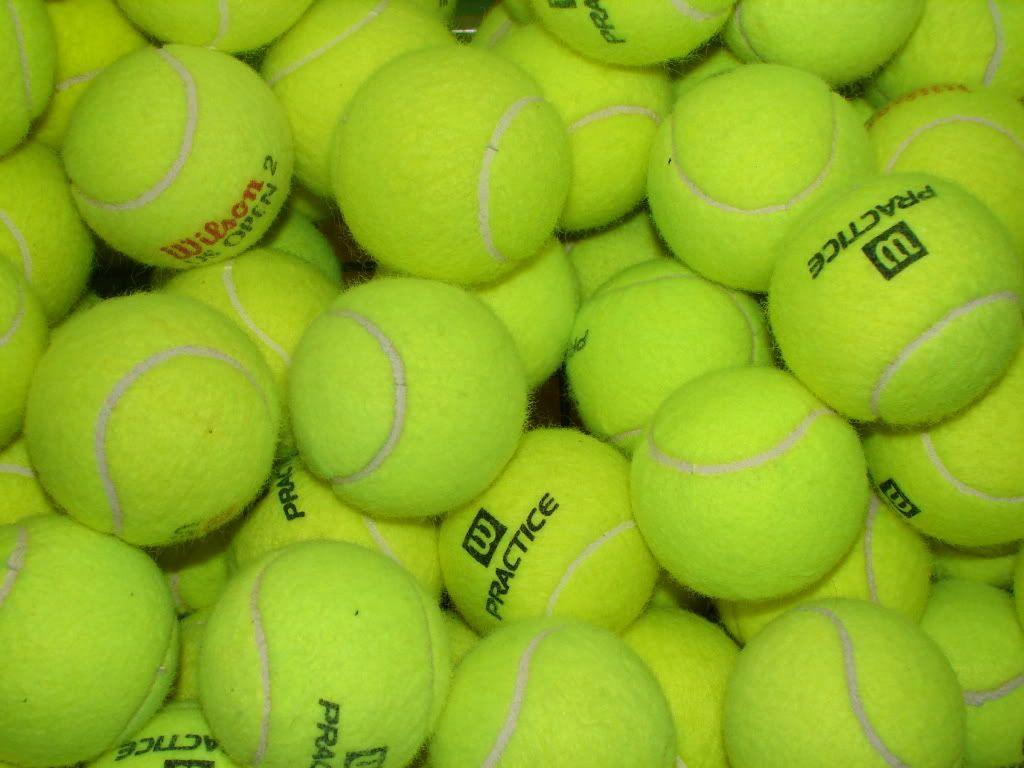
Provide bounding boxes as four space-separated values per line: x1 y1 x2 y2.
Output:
676 758 688 768
569 105 661 133
730 2 762 62
0 526 28 609
964 671 1024 706
863 496 880 603
223 263 291 364
609 427 644 445
56 68 102 92
0 463 33 478
7 0 32 110
0 211 33 281
546 521 635 615
671 0 728 22
168 573 186 614
0 278 25 347
362 516 398 562
922 433 1024 503
209 0 230 48
250 566 272 766
482 17 515 48
884 115 1024 172
985 0 1006 86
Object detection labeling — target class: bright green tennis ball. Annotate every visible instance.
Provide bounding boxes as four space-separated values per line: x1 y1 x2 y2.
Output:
430 618 676 768
64 44 293 269
493 24 672 232
567 259 771 453
624 608 739 768
649 63 876 292
0 515 178 768
231 455 442 598
332 45 570 286
672 44 742 100
0 0 54 156
503 0 534 23
200 540 449 768
259 206 341 285
933 540 1019 589
289 277 527 518
868 84 1024 257
443 610 480 669
0 260 46 449
172 607 209 701
475 239 579 389
472 2 524 49
921 579 1024 768
157 531 232 616
633 366 869 600
649 574 710 614
770 173 1024 426
724 0 924 85
564 209 668 300
724 598 965 768
440 428 658 634
24 293 280 547
864 344 1024 547
717 494 932 644
0 438 54 524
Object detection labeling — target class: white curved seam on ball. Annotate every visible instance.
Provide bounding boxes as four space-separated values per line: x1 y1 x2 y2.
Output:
676 756 688 768
362 515 399 563
223 263 291 364
327 310 406 485
116 657 172 745
0 211 33 281
985 0 1006 86
964 671 1024 706
0 526 28 609
609 426 644 445
0 463 33 478
413 577 437 735
167 573 187 613
670 0 728 22
545 521 636 616
922 432 1024 503
250 565 273 767
807 606 910 767
94 345 268 535
7 0 33 112
75 48 198 212
0 277 25 347
884 115 1024 172
600 272 700 299
483 18 515 48
482 626 559 768
479 96 544 263
648 408 830 476
569 105 661 133
208 0 230 48
870 291 1020 419
57 68 103 92
730 2 763 62
265 0 389 86
863 496 880 603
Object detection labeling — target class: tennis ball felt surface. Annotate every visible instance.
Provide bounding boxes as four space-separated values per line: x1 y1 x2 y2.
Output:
430 618 676 768
289 277 527 519
648 63 876 292
259 206 341 285
932 540 1019 589
0 515 178 768
770 173 1024 426
442 610 480 669
0 259 46 450
64 44 293 269
564 209 668 301
632 366 870 601
24 293 280 547
332 45 570 286
0 0 54 156
472 2 523 49
172 607 209 701
672 45 742 101
0 438 54 525
440 428 658 634
200 540 449 768
157 531 232 616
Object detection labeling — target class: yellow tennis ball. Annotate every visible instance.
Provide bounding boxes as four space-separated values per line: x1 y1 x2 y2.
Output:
332 45 570 286
0 261 47 449
724 598 964 768
200 540 450 768
172 607 209 701
0 438 54 524
921 579 1024 768
24 293 280 547
259 206 341 285
633 366 870 600
649 574 710 614
0 0 54 156
717 494 933 644
564 209 668 301
440 428 658 634
933 540 1019 589
493 24 672 232
649 63 876 292
567 259 771 453
0 515 178 768
770 173 1024 426
231 455 442 598
289 277 527 518
442 610 480 669
157 530 232 616
672 44 742 100
64 44 293 269
624 608 739 768
472 2 524 49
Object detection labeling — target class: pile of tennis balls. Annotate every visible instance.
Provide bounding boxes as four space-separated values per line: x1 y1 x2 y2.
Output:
2 0 1024 766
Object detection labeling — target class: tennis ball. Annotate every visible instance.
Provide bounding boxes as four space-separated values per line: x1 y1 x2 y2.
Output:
440 428 658 633
63 44 293 269
263 0 451 198
868 84 1024 257
172 608 209 701
567 259 771 453
633 366 870 600
472 2 523 49
289 277 527 518
443 610 480 669
288 182 333 223
649 575 710 614
493 24 673 232
0 515 178 768
933 541 1018 589
260 206 341 285
529 0 733 66
0 0 54 156
724 598 964 768
0 438 54 524
231 456 442 597
0 141 94 322
717 494 932 644
24 293 280 547
200 540 449 768
770 174 1024 426
157 531 232 616
0 260 47 449
864 344 1024 546
475 239 579 389
430 617 676 768
648 64 876 292
921 579 1024 768
333 45 570 286
624 608 739 768
564 209 668 300
847 95 875 123
672 44 742 100
724 0 925 85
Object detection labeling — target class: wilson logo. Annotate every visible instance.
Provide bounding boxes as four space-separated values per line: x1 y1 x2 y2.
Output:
878 478 921 518
862 222 928 280
462 509 507 567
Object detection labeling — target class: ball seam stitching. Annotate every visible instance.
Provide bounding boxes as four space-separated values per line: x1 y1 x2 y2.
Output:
568 105 661 133
0 210 33 282
0 525 28 609
921 432 1024 503
0 462 32 478
884 114 1024 172
671 0 730 23
6 0 33 111
249 564 273 766
222 262 291 364
985 0 1006 87
361 515 399 562
208 0 230 49
964 671 1024 706
544 520 636 616
0 275 25 347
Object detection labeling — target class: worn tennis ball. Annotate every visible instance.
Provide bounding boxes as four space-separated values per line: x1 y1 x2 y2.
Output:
64 44 293 269
0 260 47 450
932 540 1018 589
770 173 1024 426
672 44 742 100
443 610 480 669
0 515 178 768
430 618 676 768
0 438 54 525
24 293 280 547
157 530 232 616
632 366 869 601
200 540 450 768
333 45 570 286
567 259 771 453
259 206 341 285
440 428 659 634
0 0 55 156
717 495 933 644
649 63 876 292
564 210 668 301
724 598 965 768
172 607 209 701
472 2 524 49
